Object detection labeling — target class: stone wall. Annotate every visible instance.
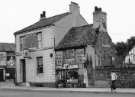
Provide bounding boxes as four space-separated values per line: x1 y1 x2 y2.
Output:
94 67 135 88
95 31 116 67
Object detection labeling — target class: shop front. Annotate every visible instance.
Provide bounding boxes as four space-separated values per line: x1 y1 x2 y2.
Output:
55 48 87 88
56 64 80 88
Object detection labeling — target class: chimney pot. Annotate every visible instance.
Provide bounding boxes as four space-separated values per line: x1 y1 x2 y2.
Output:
40 11 46 19
95 6 102 12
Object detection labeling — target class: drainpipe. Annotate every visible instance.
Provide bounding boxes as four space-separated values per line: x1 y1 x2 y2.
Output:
92 45 96 86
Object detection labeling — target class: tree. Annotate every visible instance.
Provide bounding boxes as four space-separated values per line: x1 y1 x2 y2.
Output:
114 42 128 66
114 36 135 66
115 42 128 56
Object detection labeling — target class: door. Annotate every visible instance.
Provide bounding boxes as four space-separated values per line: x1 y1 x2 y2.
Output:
0 69 4 81
20 59 26 82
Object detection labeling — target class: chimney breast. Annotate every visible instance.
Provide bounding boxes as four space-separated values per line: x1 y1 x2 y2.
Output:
93 6 107 31
69 1 80 14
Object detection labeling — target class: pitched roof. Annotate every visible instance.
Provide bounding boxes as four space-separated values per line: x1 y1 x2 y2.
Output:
14 12 70 35
0 43 15 52
56 24 96 50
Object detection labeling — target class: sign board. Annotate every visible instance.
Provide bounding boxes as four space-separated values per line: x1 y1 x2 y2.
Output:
7 56 15 66
22 50 31 59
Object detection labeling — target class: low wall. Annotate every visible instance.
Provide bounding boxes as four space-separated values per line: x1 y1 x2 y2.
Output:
93 67 135 88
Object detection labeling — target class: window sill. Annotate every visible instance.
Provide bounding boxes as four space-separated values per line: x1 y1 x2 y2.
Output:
37 73 44 77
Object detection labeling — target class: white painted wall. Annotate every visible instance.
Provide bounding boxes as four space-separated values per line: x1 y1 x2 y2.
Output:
86 45 98 69
26 49 55 83
54 13 88 46
15 10 88 84
125 46 135 64
15 26 56 83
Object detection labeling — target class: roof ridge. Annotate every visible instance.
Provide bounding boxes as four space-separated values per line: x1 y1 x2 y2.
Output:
39 12 70 21
0 43 15 44
71 24 93 29
14 12 71 35
0 43 15 51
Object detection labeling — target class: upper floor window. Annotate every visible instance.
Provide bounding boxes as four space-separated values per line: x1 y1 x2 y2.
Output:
20 36 25 51
37 32 42 48
19 32 42 51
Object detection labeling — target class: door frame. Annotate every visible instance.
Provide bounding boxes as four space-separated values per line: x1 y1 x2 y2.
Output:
0 68 5 81
20 59 26 82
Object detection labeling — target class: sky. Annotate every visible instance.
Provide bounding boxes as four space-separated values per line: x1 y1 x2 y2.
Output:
0 0 135 43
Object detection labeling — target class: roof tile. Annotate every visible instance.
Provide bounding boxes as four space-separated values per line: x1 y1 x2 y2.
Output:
0 43 15 52
56 24 97 50
14 12 70 35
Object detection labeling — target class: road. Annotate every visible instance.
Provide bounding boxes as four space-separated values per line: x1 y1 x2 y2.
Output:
0 89 135 97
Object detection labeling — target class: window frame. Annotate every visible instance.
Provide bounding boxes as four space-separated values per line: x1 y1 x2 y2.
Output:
37 32 42 49
36 56 44 74
20 35 25 51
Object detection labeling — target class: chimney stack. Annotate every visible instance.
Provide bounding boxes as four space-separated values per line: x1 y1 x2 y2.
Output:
69 1 80 14
40 11 46 19
93 6 107 31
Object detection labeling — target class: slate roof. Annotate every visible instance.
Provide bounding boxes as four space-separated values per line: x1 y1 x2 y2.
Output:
56 24 97 50
14 12 70 35
0 43 15 52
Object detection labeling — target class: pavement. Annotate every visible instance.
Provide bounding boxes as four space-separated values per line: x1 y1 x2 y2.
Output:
0 82 135 94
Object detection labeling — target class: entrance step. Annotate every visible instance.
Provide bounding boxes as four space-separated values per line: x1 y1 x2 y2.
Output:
18 82 30 87
0 81 15 87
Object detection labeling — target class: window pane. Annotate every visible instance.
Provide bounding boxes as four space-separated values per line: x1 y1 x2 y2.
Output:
20 36 25 51
37 32 42 48
24 33 38 49
37 32 42 41
37 57 43 73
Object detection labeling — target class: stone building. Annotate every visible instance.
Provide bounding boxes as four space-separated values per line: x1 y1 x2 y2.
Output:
14 2 88 87
0 43 15 82
55 7 115 88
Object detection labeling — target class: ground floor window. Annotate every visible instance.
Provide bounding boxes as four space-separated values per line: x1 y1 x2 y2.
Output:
56 69 81 88
37 57 43 74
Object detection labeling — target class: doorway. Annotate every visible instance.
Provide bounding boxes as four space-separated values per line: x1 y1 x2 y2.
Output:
20 59 26 82
0 69 4 81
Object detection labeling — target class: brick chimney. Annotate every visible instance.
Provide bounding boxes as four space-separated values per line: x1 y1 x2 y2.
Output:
40 11 46 20
93 6 107 31
69 1 80 14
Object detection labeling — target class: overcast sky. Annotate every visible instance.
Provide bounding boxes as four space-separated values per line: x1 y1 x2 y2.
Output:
0 0 135 43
